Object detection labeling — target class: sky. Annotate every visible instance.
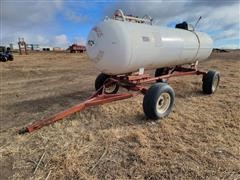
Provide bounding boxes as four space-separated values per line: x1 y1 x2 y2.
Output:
0 0 239 49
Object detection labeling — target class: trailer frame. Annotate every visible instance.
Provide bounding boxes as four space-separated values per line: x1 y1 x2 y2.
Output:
19 65 206 134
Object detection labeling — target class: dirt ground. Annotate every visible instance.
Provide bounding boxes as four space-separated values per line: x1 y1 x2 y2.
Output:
0 51 239 179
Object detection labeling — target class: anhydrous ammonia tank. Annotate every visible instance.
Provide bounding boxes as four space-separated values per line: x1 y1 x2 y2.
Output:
86 11 213 75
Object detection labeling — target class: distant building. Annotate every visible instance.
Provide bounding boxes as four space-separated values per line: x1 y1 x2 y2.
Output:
42 48 50 51
39 46 53 51
53 47 62 51
27 44 40 51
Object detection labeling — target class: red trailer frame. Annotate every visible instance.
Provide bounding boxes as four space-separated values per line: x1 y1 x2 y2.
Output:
19 65 206 134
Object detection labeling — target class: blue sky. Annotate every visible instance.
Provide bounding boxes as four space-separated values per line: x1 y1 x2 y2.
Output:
1 0 239 49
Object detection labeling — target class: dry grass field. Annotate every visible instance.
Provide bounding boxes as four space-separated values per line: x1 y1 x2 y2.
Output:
0 51 239 179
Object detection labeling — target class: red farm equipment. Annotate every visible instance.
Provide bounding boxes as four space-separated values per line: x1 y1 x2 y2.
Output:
69 44 86 53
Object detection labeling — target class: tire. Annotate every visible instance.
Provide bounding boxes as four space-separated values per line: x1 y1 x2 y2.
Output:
143 83 175 119
1 56 7 62
8 55 14 61
95 73 119 94
155 68 168 82
202 70 220 94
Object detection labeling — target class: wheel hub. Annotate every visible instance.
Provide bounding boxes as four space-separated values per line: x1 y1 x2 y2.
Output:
212 75 219 92
104 83 117 93
157 93 171 114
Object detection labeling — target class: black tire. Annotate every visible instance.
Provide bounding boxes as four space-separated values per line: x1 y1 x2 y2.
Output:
1 56 7 62
155 68 168 82
143 83 175 119
8 55 14 61
202 70 220 94
95 73 119 94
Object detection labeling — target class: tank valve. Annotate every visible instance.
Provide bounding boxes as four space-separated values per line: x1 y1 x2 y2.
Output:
88 40 95 47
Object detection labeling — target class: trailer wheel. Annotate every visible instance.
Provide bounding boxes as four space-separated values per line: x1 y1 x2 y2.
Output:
202 70 220 94
143 83 175 119
155 68 168 82
95 73 119 94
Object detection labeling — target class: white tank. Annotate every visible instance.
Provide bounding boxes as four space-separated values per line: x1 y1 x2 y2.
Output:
86 16 213 75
